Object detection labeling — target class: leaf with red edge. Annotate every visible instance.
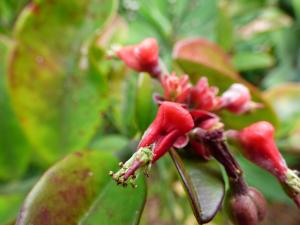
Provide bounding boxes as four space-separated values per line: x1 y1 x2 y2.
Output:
173 37 278 129
173 38 238 78
170 149 225 224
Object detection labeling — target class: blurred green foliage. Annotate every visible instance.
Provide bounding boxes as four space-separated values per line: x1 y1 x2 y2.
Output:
1 0 300 224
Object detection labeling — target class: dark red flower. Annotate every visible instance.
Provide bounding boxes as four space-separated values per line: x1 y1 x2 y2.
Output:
238 121 300 208
111 101 194 186
189 77 220 111
161 73 192 103
138 101 194 161
238 121 287 179
115 38 160 77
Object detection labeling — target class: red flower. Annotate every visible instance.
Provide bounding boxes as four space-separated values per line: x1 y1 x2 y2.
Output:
138 101 194 161
238 121 300 207
116 38 160 77
220 84 261 114
111 101 194 186
238 121 287 180
189 77 220 111
161 73 192 103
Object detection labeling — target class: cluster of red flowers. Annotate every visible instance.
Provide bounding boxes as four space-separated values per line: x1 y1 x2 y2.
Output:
110 38 300 217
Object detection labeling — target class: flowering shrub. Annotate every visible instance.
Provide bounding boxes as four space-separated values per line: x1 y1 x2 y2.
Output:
109 38 300 225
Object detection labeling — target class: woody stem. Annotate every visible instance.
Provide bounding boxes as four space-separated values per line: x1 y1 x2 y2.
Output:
193 128 243 181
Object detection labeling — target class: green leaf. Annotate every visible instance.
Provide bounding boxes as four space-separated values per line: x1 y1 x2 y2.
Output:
236 7 292 40
170 149 225 224
138 0 172 40
264 83 300 122
232 52 275 71
293 0 300 21
216 2 233 51
81 178 146 225
89 135 129 153
237 156 293 204
111 73 139 137
9 0 117 163
16 151 147 225
0 36 31 180
0 0 28 34
176 0 218 40
0 177 38 225
0 194 24 225
173 37 279 129
135 73 157 132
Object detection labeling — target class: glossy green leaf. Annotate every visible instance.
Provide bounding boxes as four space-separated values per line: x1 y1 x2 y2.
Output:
81 178 146 225
0 36 31 180
232 52 275 71
0 177 38 225
9 0 117 163
170 149 225 224
173 37 278 129
135 73 157 132
16 151 147 225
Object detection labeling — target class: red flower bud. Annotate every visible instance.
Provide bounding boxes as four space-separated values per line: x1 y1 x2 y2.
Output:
248 187 267 221
189 77 220 111
139 101 194 161
116 38 160 76
220 84 261 114
238 121 300 208
161 73 192 103
238 121 288 180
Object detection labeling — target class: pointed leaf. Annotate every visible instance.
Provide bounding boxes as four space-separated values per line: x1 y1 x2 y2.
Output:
173 38 238 78
173 37 278 129
232 52 275 71
16 151 147 225
9 0 117 163
170 149 225 224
